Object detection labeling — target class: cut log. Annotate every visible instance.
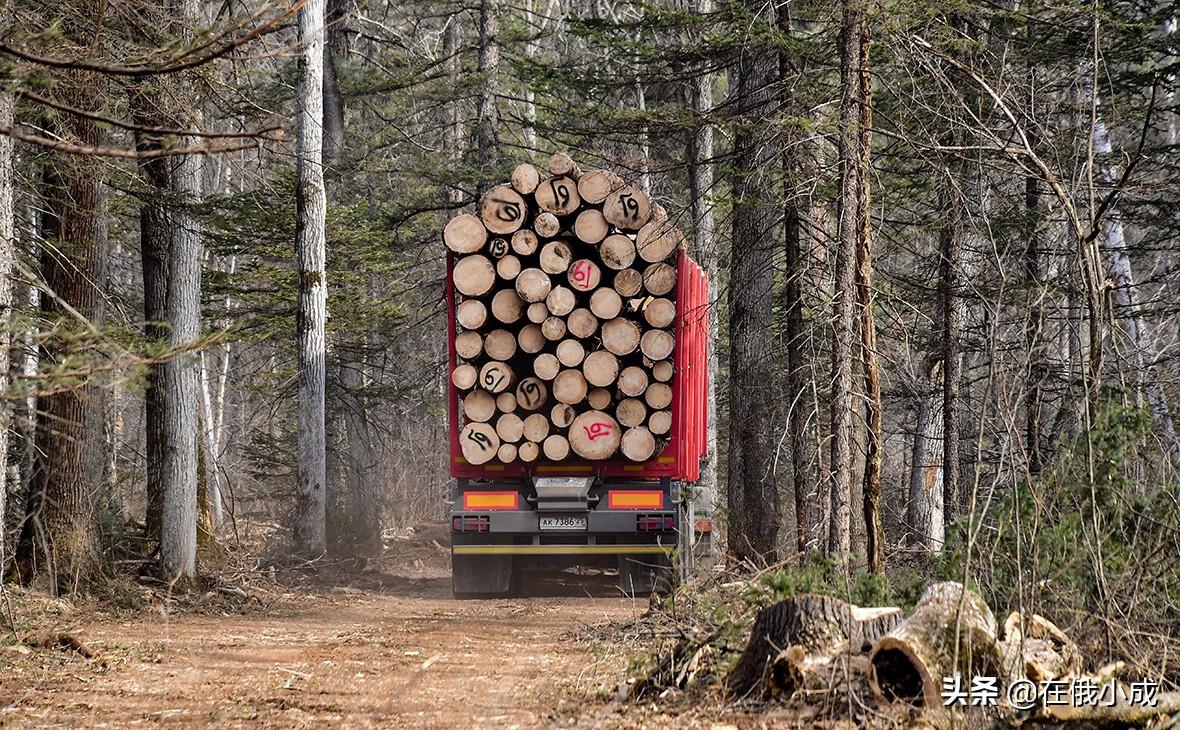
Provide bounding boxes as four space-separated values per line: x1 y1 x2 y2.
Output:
567 259 602 292
515 268 552 303
511 162 540 194
459 422 500 465
462 390 496 423
650 202 668 222
603 185 652 230
868 582 1004 708
997 612 1083 684
599 234 637 270
453 254 496 296
495 391 517 413
577 169 622 205
644 382 673 410
574 209 609 244
636 220 683 263
483 329 517 361
556 339 586 367
566 308 598 339
621 427 656 461
618 366 649 397
648 410 671 435
587 388 611 410
582 350 619 388
617 398 646 428
535 176 581 216
550 403 575 428
478 361 515 394
497 443 518 463
1034 691 1180 726
518 441 540 462
543 433 570 460
642 262 676 296
541 316 567 341
451 364 478 390
490 289 526 324
534 212 561 238
568 410 622 460
496 254 521 280
545 285 576 317
517 324 545 354
547 152 581 178
641 329 675 361
534 353 560 381
643 298 675 328
526 301 549 324
444 213 488 254
540 240 573 274
479 185 527 235
613 268 643 297
602 317 641 355
511 229 539 256
456 299 488 330
455 331 483 360
727 594 904 701
495 412 524 443
522 413 550 442
553 369 588 405
651 360 673 382
590 288 623 320
515 377 549 411
486 237 509 259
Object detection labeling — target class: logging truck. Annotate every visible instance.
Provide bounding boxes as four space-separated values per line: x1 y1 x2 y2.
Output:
445 154 711 597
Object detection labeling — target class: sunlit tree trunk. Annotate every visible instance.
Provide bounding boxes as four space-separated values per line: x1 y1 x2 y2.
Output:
0 73 12 573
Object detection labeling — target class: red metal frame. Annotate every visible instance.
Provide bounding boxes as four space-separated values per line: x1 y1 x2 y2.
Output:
448 248 710 481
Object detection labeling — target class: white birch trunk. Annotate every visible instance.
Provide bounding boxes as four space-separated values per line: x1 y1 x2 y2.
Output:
159 0 205 580
294 0 328 556
906 372 944 550
0 83 13 572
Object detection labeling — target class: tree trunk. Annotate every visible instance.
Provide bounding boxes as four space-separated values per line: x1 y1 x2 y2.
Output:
294 0 329 557
828 0 869 560
0 80 12 573
476 0 499 173
18 114 109 592
906 366 944 550
726 0 780 564
322 0 349 165
939 170 963 519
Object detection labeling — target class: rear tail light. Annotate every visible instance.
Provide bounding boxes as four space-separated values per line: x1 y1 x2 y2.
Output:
636 514 675 532
452 515 490 532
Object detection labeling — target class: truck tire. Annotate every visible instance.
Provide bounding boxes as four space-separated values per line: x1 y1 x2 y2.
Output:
452 554 517 598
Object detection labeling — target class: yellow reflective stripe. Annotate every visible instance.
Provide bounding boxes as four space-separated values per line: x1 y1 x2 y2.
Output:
453 544 672 555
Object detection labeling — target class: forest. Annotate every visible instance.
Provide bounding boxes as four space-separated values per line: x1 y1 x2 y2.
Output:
0 0 1178 725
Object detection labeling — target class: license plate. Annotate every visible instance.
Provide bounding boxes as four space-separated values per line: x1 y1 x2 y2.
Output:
539 516 587 531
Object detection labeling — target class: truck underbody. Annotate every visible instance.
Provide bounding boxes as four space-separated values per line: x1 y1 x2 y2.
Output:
449 476 709 597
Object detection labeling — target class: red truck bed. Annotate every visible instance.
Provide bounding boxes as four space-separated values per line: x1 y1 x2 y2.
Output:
447 248 709 481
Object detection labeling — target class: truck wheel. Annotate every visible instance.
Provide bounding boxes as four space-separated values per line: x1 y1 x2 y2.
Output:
452 554 516 598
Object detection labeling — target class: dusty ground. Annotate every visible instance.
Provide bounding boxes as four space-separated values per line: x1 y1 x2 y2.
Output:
0 525 656 729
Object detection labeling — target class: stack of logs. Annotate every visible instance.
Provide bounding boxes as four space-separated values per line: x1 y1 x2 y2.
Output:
445 152 684 465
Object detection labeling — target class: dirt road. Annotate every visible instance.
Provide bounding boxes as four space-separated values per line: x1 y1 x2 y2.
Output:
0 529 648 728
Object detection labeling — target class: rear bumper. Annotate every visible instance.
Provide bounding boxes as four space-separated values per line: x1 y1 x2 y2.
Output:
450 509 676 533
451 542 674 556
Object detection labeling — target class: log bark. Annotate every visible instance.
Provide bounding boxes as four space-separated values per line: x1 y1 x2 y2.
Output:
511 162 540 194
569 411 622 460
618 366 649 397
603 185 652 230
490 289 525 324
515 377 548 410
640 329 675 361
997 612 1082 683
517 324 545 353
463 390 496 422
545 285 576 316
460 422 500 465
455 331 483 359
483 329 516 360
444 213 488 253
568 259 602 292
457 299 488 329
574 209 609 243
452 364 477 390
600 234 636 270
515 268 552 302
556 339 586 367
621 427 656 461
727 594 903 700
535 176 581 215
495 413 524 442
642 262 676 296
602 317 641 355
613 268 643 296
583 350 620 388
567 308 598 339
543 434 570 460
511 229 539 256
534 353 560 380
550 403 575 428
454 254 496 296
480 185 526 235
522 413 550 442
868 582 1003 707
577 169 621 204
478 361 515 393
590 288 623 320
553 370 588 405
617 398 647 427
540 240 573 274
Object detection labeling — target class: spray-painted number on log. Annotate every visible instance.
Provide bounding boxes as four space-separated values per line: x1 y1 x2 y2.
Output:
483 370 506 391
550 179 571 209
488 238 508 258
491 196 522 223
619 193 640 221
467 429 494 450
519 380 543 408
583 421 615 441
571 260 592 288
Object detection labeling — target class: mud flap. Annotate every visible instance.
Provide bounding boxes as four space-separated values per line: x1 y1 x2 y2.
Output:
617 554 673 597
451 554 515 598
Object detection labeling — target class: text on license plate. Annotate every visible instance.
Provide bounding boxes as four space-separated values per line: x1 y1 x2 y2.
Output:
539 516 587 530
